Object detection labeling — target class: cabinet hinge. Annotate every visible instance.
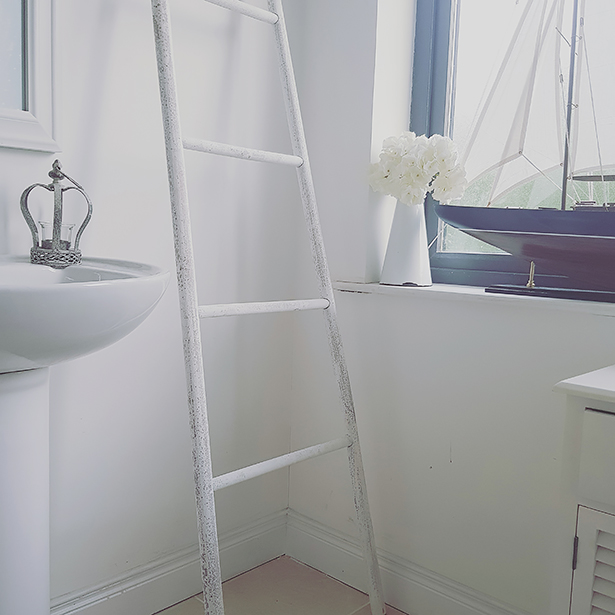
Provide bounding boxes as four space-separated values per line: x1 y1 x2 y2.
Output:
572 535 579 570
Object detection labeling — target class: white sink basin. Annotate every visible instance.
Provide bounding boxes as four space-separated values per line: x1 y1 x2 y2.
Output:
0 255 170 373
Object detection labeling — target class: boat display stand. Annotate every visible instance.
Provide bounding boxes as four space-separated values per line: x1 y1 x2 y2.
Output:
486 284 615 303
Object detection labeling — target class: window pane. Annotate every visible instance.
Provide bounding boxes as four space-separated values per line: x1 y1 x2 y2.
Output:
0 0 26 110
441 0 533 254
440 0 615 256
449 1 529 157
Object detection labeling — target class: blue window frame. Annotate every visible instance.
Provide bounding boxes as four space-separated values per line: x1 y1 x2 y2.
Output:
413 0 589 290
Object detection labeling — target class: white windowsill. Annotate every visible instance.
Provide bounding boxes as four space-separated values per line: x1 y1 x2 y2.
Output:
333 280 615 317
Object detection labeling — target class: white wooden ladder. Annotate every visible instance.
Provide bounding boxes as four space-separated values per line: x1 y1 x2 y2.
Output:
150 1 386 613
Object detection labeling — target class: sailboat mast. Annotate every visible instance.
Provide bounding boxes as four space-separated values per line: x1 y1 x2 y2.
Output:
560 0 580 210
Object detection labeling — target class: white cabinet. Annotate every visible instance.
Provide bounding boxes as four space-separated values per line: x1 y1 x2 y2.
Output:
571 506 615 615
555 366 615 615
579 409 615 508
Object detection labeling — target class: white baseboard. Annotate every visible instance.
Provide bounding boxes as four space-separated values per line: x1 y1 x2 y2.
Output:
217 509 287 582
285 510 531 615
51 508 531 615
50 510 287 615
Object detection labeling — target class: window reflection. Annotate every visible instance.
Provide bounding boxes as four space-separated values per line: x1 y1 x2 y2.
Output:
0 0 27 110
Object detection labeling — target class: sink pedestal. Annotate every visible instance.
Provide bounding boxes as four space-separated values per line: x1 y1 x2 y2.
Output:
0 255 170 614
0 368 50 615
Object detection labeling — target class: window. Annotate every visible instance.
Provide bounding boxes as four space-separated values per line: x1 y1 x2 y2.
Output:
415 0 610 291
0 0 27 110
0 0 59 152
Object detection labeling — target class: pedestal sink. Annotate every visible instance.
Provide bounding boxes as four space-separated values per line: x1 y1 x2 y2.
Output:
0 255 169 615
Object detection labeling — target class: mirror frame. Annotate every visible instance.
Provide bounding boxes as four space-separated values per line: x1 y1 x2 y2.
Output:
0 0 59 152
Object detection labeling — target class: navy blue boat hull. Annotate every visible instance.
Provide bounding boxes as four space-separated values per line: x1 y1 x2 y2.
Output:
434 204 615 290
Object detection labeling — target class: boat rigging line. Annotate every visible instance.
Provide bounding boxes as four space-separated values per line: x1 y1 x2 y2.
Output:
560 0 580 210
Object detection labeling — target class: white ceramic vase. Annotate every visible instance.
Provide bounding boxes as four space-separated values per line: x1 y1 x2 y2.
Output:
380 200 432 286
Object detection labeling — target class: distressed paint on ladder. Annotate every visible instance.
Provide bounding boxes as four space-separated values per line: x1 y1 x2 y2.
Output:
151 2 225 614
183 138 303 167
202 0 278 24
213 437 351 491
268 1 386 613
151 0 385 613
198 298 329 319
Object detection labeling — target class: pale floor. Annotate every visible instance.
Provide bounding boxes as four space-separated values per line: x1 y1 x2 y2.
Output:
153 556 407 615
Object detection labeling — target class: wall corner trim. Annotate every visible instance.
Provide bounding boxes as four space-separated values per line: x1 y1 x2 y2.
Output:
285 510 532 615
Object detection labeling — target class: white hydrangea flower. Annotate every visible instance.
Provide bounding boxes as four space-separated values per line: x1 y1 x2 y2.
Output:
431 165 467 203
369 132 466 206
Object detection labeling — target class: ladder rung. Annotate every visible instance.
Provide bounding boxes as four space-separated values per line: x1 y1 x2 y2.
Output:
183 138 303 167
202 0 278 24
199 298 329 318
212 436 351 491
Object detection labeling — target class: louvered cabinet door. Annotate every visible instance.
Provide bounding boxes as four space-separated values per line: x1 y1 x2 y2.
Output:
571 506 615 615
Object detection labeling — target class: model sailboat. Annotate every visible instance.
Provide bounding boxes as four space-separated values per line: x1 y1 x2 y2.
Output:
435 0 615 291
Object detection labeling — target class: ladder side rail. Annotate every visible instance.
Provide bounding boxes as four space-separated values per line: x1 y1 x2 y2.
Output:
150 3 224 614
213 436 350 491
268 2 386 613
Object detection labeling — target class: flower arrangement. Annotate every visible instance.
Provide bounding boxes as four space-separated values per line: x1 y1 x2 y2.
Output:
369 131 467 206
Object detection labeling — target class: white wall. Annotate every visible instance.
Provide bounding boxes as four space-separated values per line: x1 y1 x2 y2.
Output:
4 1 608 614
286 0 380 284
290 286 615 615
1 0 304 608
285 2 615 615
